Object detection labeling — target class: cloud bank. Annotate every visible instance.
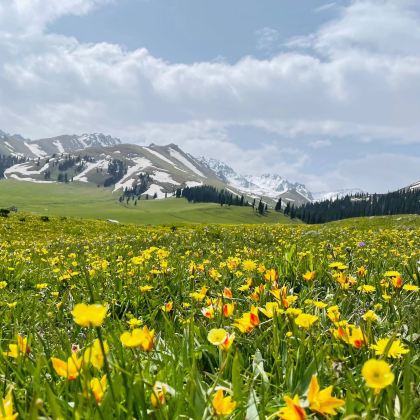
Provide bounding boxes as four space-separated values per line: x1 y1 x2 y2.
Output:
0 0 419 192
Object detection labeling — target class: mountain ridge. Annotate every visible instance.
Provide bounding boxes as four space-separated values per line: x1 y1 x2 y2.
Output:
3 129 409 206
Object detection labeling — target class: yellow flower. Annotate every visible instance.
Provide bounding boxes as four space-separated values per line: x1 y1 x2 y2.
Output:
223 287 233 299
357 266 367 276
403 284 419 292
150 382 174 408
161 301 173 313
51 353 83 380
233 308 260 333
0 281 7 289
127 318 142 328
222 303 235 318
362 310 378 322
208 328 228 345
201 305 215 319
332 323 366 348
276 395 306 420
90 375 107 403
362 359 394 392
371 337 409 358
242 259 257 272
0 389 18 420
238 278 252 292
207 329 235 351
3 335 30 358
264 269 278 282
384 271 400 278
294 313 318 329
358 285 375 293
120 326 154 351
212 389 236 417
189 287 208 302
302 271 316 281
285 308 302 317
71 303 107 327
327 306 340 323
139 285 153 292
307 375 344 416
209 268 222 280
259 302 281 318
84 339 109 369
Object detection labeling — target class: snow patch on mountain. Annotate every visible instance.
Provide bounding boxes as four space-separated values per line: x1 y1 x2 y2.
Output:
185 181 203 188
144 184 165 199
169 148 205 177
407 180 420 191
73 160 106 182
77 133 121 149
312 189 365 202
4 162 49 177
53 140 65 154
8 174 54 184
198 157 313 201
151 171 180 185
24 142 47 157
113 157 153 192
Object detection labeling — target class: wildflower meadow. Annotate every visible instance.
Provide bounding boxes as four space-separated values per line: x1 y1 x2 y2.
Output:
0 214 419 418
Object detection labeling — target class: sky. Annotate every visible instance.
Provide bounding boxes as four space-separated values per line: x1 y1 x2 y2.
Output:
0 0 419 193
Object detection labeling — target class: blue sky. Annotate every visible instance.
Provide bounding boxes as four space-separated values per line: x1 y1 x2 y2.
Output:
0 0 419 193
50 0 339 63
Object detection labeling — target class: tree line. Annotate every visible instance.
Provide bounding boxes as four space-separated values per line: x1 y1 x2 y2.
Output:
285 190 420 224
0 155 27 178
177 185 248 207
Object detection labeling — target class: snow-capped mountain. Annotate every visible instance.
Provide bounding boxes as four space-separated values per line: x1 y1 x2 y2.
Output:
32 133 121 156
0 130 121 158
403 180 420 191
312 189 365 202
0 129 315 204
198 157 313 205
3 142 225 198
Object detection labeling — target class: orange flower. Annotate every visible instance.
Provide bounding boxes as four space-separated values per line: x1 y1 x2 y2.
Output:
223 287 233 299
51 353 83 380
233 307 260 333
307 375 344 416
120 326 155 351
90 375 107 403
276 395 306 420
161 301 173 313
212 389 236 416
3 335 30 358
223 303 235 318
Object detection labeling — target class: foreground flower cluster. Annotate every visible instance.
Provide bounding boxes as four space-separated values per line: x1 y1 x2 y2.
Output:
0 214 419 418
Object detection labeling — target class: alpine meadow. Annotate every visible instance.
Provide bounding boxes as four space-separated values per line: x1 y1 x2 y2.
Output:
0 1 420 419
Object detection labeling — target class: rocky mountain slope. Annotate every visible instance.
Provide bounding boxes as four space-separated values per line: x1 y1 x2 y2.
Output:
0 130 121 158
198 157 313 205
1 130 315 204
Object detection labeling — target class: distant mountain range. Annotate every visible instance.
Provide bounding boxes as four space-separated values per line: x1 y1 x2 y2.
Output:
1 129 415 206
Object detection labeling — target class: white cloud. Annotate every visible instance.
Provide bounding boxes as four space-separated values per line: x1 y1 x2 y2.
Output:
309 139 332 149
255 27 280 52
0 0 111 35
319 153 420 193
315 2 337 13
0 0 419 192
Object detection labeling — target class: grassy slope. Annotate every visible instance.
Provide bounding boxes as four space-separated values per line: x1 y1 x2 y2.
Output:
0 180 296 225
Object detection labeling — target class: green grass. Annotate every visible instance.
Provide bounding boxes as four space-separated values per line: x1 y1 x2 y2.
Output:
0 215 418 418
0 180 295 225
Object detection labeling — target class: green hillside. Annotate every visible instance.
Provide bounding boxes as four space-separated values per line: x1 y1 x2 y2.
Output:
0 180 295 225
